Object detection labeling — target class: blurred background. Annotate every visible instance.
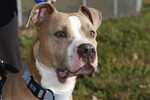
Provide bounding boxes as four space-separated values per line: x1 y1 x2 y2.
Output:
19 0 150 100
19 0 143 26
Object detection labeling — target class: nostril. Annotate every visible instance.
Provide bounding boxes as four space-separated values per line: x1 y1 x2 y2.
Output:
83 48 88 54
91 47 95 54
82 48 89 58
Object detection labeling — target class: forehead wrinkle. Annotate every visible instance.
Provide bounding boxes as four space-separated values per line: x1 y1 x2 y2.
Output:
69 16 83 40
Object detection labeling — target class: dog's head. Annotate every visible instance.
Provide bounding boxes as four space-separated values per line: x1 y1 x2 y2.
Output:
26 2 102 79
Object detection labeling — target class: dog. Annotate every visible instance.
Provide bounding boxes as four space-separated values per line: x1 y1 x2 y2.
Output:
2 2 102 100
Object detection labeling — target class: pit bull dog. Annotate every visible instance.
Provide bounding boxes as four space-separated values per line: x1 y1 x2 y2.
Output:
2 2 102 100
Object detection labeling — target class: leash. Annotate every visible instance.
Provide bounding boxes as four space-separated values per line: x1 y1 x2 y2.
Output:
0 60 19 96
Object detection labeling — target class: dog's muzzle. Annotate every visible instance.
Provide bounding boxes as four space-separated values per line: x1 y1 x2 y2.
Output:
57 43 97 79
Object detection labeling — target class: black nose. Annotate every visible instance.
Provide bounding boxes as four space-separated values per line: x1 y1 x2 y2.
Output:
77 43 96 58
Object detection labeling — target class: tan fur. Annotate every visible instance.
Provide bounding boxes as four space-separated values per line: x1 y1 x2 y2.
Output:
2 73 37 100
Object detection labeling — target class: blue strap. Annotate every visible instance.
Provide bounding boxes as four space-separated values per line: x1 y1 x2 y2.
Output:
22 65 54 100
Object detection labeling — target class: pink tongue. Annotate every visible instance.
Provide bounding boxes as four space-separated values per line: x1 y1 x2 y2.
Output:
57 69 69 78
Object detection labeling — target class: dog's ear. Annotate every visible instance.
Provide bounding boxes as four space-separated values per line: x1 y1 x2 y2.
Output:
26 2 56 28
78 6 102 29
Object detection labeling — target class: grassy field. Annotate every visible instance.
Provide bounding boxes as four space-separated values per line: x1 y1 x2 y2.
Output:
19 4 150 100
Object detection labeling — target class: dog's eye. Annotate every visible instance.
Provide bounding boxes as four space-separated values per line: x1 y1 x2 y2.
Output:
54 31 67 38
89 31 95 38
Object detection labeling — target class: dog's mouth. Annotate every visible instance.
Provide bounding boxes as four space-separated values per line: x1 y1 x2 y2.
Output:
57 63 95 79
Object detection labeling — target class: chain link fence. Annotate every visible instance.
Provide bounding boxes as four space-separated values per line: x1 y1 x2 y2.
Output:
21 0 142 26
53 0 142 19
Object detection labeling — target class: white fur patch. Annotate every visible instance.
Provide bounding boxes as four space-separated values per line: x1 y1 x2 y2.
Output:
67 16 89 69
35 59 76 94
67 16 83 63
69 16 83 40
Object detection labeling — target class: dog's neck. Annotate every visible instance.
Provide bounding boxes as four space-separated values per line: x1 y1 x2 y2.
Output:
35 59 76 94
27 41 76 99
25 58 75 100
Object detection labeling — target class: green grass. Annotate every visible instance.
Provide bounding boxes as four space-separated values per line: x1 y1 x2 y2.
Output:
19 5 150 100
